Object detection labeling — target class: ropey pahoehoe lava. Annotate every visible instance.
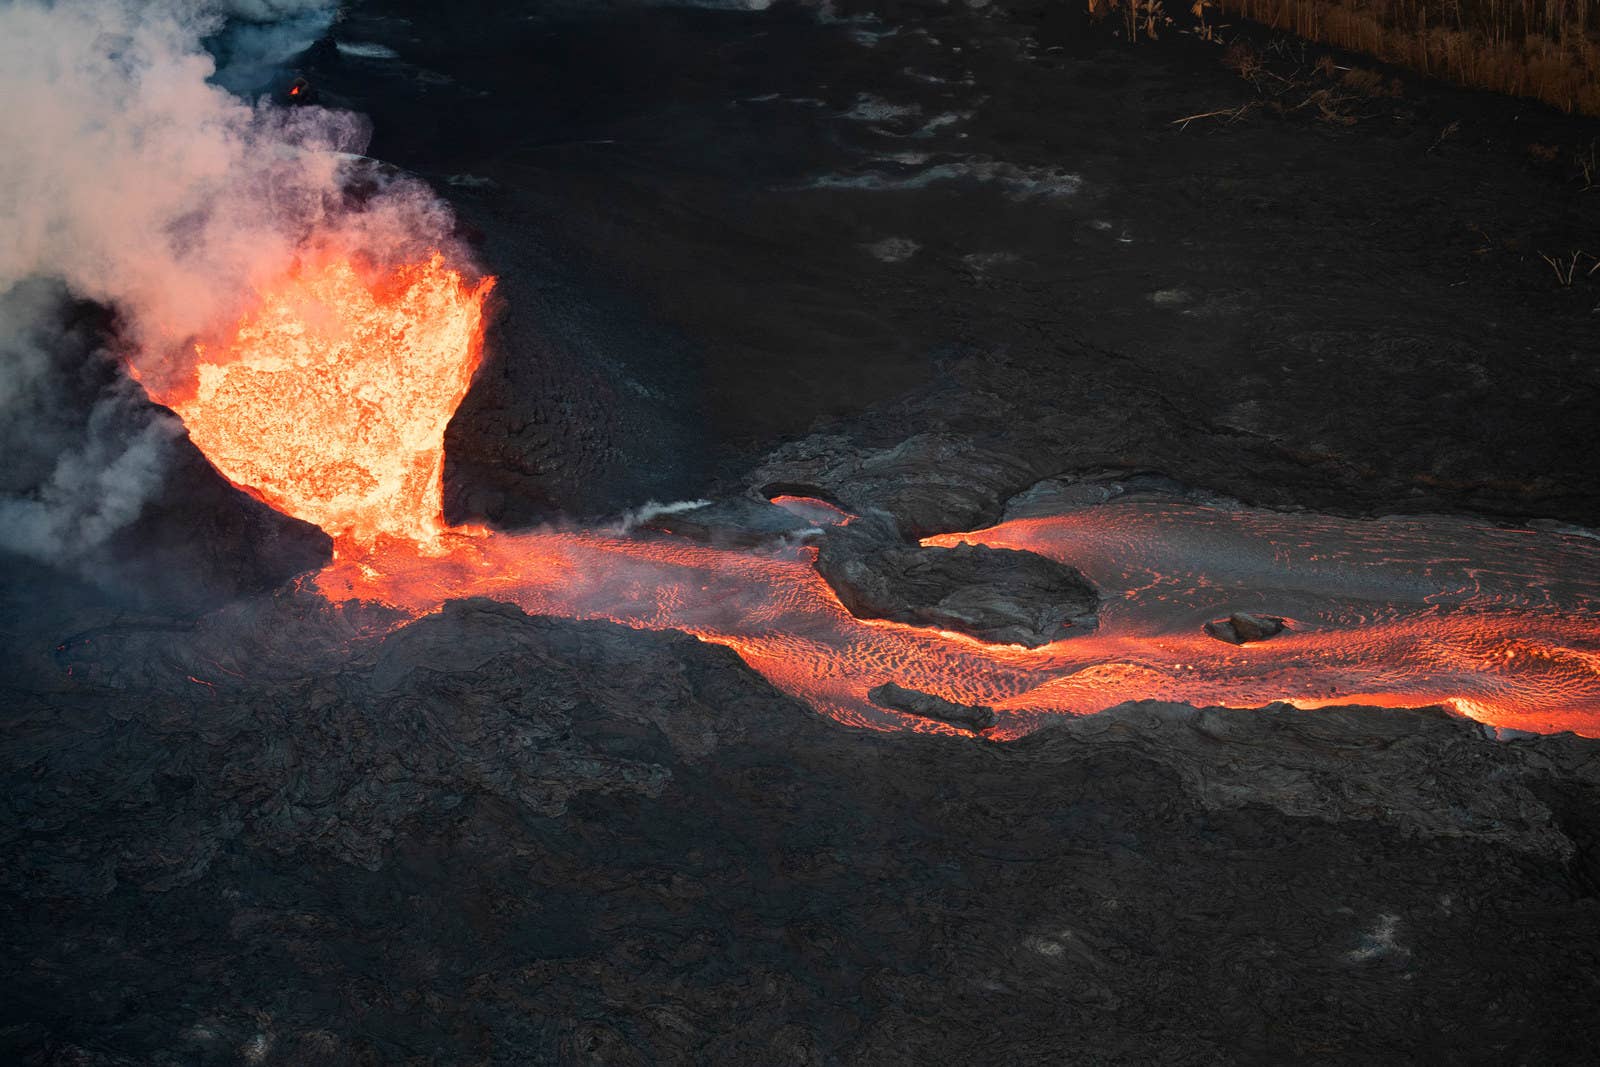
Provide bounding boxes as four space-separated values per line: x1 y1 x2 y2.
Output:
134 250 1600 739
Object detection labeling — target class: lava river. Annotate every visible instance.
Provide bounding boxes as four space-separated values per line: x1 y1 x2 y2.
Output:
138 251 1600 740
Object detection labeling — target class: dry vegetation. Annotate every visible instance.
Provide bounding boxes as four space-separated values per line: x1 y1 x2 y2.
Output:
1215 0 1599 114
1088 0 1598 294
1162 36 1413 127
1088 0 1599 114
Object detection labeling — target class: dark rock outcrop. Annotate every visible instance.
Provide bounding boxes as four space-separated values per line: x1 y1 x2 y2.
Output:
5 590 1600 1063
814 516 1098 646
868 681 997 732
1206 612 1288 644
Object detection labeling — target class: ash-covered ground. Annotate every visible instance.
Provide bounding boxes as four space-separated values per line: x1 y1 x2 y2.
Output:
5 0 1600 1062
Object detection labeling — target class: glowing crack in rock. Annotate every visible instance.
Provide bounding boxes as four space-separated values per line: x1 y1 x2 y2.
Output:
135 251 1600 740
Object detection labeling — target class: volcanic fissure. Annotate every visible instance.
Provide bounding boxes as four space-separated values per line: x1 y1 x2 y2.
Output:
133 250 1600 740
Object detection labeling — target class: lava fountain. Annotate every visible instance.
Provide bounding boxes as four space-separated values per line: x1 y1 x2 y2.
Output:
133 250 1600 740
142 253 494 548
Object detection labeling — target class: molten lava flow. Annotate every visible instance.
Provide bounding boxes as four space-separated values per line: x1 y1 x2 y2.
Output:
143 252 493 548
149 249 1600 741
314 507 1600 740
770 494 855 527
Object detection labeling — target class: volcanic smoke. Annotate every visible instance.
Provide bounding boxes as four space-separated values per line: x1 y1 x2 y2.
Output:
131 247 1600 741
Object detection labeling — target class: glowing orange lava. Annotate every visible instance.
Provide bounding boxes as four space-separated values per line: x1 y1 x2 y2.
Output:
770 494 855 526
149 251 1600 741
145 252 493 548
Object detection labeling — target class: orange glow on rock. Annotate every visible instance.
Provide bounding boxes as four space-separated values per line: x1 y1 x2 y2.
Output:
148 253 493 549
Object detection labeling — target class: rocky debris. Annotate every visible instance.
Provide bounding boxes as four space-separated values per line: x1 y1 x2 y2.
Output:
868 681 996 732
813 514 1098 646
2 598 806 886
1052 700 1586 858
4 588 1600 1062
1206 612 1288 644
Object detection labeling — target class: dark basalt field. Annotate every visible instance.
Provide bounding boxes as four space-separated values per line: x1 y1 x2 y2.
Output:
5 0 1600 1062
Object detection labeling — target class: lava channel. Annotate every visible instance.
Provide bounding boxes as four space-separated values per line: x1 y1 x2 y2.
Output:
134 251 1600 740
